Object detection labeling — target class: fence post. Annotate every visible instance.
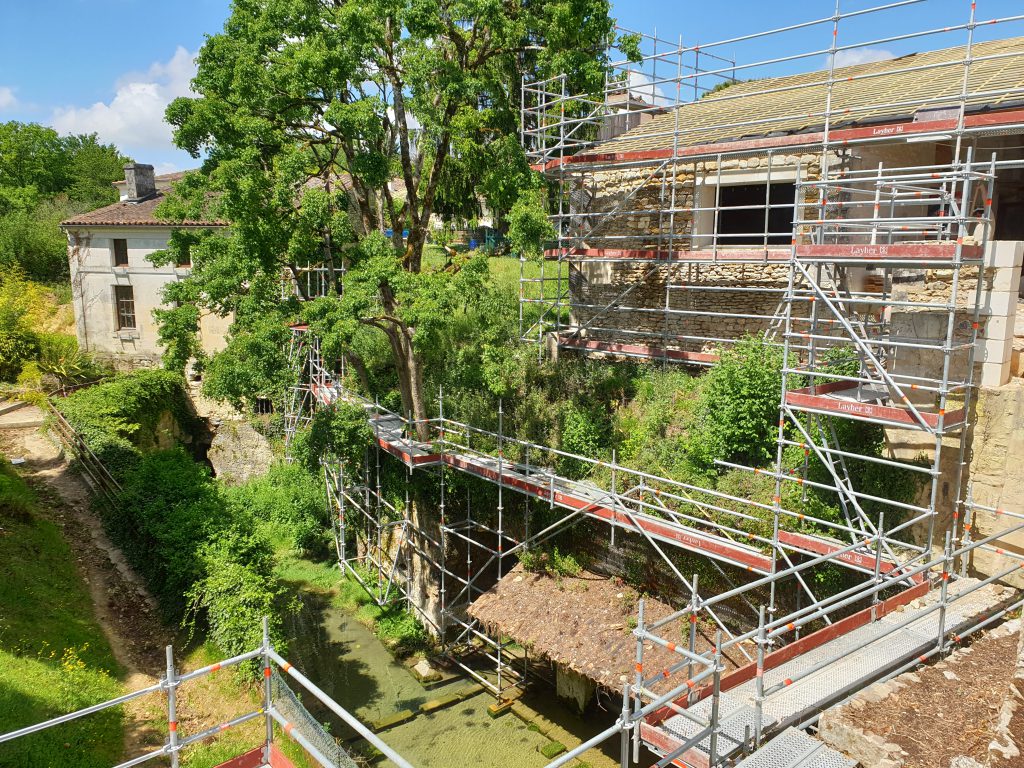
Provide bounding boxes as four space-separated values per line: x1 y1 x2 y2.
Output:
263 617 274 762
165 645 180 768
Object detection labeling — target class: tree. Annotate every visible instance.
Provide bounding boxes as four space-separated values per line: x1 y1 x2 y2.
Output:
159 0 630 432
0 122 131 280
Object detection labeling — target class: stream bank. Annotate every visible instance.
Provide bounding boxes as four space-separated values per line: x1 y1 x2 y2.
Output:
279 560 635 768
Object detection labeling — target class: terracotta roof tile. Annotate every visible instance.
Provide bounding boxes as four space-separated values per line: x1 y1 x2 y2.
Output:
61 192 225 228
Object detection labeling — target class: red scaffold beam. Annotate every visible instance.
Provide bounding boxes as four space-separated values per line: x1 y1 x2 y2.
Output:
543 243 984 263
442 454 774 573
785 381 965 429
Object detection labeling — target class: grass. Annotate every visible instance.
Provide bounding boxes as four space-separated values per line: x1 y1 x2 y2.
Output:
0 458 124 768
175 642 315 768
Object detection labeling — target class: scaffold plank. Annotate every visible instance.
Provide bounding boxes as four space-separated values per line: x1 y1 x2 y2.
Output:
734 728 856 768
543 243 983 264
785 381 965 431
643 578 1010 757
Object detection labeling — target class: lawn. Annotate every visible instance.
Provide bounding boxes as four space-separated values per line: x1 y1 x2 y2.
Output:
0 458 124 768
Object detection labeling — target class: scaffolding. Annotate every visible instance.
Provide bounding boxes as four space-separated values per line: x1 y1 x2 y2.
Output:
279 2 1024 765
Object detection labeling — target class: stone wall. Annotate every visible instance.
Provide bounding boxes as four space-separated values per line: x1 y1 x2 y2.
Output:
965 378 1024 588
570 259 794 350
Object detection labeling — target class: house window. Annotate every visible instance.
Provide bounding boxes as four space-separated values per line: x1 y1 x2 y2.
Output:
715 183 796 246
115 285 136 330
176 243 191 268
112 238 129 267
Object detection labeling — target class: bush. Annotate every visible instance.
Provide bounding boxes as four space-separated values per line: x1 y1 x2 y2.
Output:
291 402 373 475
689 337 786 469
34 333 104 391
56 370 198 480
187 525 286 668
226 462 328 556
0 272 38 382
106 449 230 618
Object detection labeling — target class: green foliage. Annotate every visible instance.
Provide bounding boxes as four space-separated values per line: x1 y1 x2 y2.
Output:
187 525 286 668
158 0 625 419
200 313 291 409
104 449 288 668
108 449 230 617
0 459 123 767
689 338 787 469
519 546 583 579
0 122 131 281
0 273 38 382
0 197 79 282
225 462 328 556
507 181 556 258
290 402 374 478
56 370 198 480
34 333 103 390
558 402 604 479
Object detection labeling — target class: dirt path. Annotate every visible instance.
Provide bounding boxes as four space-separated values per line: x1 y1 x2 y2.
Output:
0 423 170 758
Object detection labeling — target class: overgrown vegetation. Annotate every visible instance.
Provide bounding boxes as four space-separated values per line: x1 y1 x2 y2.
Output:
0 459 123 768
0 270 86 388
55 369 200 479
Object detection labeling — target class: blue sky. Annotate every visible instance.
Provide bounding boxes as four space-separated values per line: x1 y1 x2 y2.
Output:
1 1 1021 173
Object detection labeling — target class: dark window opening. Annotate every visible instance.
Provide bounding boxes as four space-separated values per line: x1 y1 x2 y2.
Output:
176 243 191 267
112 238 129 267
115 285 136 330
717 183 795 245
254 397 275 414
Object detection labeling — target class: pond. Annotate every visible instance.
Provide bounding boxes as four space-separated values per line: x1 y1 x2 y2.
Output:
283 593 557 768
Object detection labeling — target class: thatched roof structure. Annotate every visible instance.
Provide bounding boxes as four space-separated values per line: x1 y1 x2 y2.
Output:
469 563 722 691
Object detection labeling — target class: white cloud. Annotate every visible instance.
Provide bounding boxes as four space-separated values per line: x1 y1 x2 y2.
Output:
50 47 197 153
829 48 896 69
0 86 17 111
625 71 673 108
154 161 184 175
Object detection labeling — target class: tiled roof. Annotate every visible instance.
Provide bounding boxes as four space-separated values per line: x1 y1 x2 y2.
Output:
597 36 1024 154
61 192 225 228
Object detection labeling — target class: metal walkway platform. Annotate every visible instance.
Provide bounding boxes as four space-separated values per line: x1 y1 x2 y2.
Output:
735 728 855 768
642 578 1010 766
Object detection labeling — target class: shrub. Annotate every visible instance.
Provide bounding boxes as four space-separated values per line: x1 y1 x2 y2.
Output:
226 462 328 556
187 525 286 668
688 337 786 469
34 333 104 391
56 370 198 480
106 449 230 618
558 402 604 478
0 273 38 382
291 402 373 475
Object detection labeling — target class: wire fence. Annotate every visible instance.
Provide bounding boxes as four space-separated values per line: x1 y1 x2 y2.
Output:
272 671 360 768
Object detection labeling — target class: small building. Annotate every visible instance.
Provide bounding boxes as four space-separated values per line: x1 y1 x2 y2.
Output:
61 164 230 368
468 563 732 712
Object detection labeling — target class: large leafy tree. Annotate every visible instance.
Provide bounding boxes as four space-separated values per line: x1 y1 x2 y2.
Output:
159 0 626 432
0 122 131 280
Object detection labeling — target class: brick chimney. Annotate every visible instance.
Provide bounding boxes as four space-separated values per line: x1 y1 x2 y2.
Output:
123 163 156 202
